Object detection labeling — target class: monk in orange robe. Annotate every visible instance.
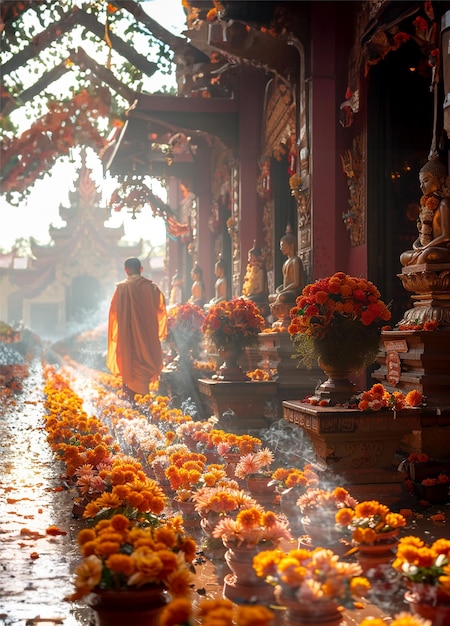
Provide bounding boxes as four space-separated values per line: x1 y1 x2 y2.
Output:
106 257 167 399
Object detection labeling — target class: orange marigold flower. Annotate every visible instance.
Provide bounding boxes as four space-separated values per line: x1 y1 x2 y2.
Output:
335 508 355 526
106 553 135 576
46 525 67 536
405 389 423 407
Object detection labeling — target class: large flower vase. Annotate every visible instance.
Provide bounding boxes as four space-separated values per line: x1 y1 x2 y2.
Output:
315 358 357 404
217 345 249 381
276 587 344 626
246 475 277 507
355 530 399 576
87 586 168 626
404 583 450 626
223 541 274 604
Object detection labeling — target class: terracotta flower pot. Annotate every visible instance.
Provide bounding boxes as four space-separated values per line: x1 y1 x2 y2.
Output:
246 475 277 506
355 529 399 575
404 584 450 626
88 586 167 626
276 587 344 626
223 542 274 604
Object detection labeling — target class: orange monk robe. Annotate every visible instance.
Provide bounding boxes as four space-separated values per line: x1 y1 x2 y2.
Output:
106 275 167 394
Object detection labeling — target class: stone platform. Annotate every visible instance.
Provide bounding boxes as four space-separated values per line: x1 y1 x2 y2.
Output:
282 400 421 504
197 378 277 433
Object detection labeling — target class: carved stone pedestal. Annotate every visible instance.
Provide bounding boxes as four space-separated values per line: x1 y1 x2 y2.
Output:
398 263 450 326
197 378 277 434
282 400 421 503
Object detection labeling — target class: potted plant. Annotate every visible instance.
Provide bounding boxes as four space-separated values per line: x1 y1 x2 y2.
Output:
191 481 261 559
296 486 357 550
201 297 266 379
269 464 320 530
212 506 293 603
288 272 391 403
392 534 450 623
165 449 227 523
233 447 277 505
166 302 205 361
253 544 371 625
335 499 407 573
358 613 437 626
159 596 274 626
65 513 197 626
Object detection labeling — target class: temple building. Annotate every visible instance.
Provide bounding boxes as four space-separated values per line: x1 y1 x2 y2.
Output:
102 1 449 325
0 153 142 339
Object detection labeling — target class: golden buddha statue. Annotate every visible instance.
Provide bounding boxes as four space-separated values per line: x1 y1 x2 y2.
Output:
400 156 450 266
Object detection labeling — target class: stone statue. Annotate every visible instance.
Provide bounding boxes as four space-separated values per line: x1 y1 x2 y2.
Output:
400 156 450 266
188 263 205 307
204 255 227 311
269 230 304 304
242 242 268 305
269 229 304 329
398 155 450 327
168 270 183 309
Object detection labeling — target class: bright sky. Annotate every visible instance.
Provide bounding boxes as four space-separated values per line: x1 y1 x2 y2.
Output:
0 0 187 252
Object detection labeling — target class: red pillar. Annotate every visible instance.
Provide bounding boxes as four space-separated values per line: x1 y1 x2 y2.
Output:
238 67 267 283
310 2 340 279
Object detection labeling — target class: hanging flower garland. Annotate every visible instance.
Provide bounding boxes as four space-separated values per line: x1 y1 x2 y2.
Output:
0 89 111 205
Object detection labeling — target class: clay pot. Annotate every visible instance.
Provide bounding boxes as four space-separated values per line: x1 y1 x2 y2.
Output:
174 497 199 528
88 586 167 626
404 584 450 626
301 510 349 552
223 542 274 603
355 529 399 575
276 587 344 626
246 475 277 506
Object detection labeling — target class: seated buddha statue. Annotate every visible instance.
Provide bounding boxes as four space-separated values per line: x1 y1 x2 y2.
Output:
268 230 304 329
204 255 228 311
242 242 268 303
398 154 450 326
188 263 206 308
400 155 450 267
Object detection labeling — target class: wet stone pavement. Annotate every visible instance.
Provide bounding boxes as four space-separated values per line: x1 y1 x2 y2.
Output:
1 359 450 626
0 360 222 626
0 361 90 626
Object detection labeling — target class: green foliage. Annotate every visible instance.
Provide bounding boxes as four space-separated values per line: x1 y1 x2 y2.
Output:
292 316 381 373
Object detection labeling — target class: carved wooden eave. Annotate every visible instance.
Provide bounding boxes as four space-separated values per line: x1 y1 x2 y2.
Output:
341 0 434 125
263 78 296 160
104 93 239 178
183 19 300 86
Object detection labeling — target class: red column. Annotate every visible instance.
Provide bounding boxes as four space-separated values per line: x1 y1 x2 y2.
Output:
310 2 339 279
